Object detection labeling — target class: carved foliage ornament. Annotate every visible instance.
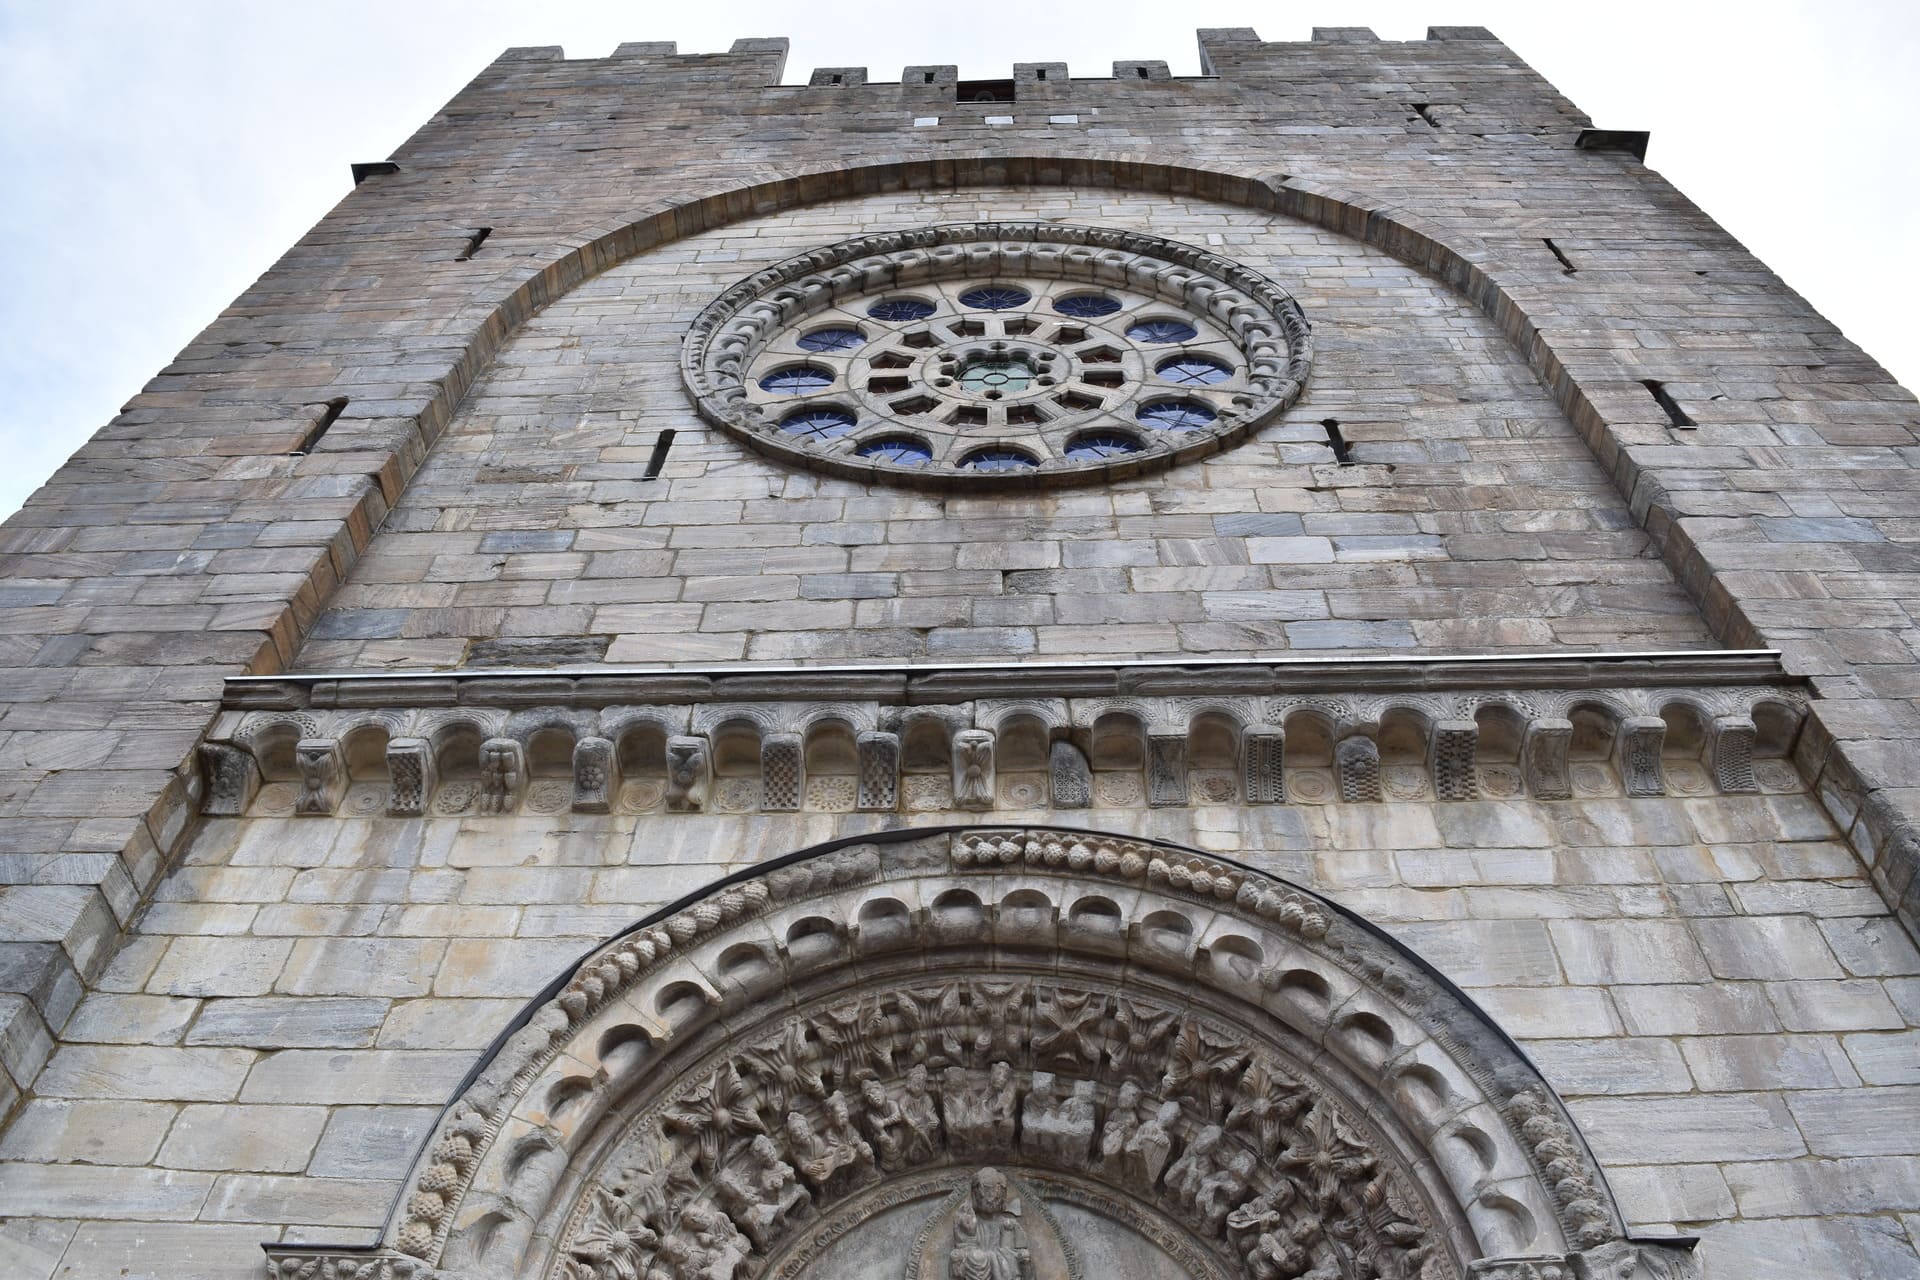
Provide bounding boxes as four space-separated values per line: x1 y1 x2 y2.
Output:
679 223 1313 488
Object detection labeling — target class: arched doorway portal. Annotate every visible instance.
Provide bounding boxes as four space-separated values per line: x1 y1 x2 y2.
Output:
293 827 1696 1279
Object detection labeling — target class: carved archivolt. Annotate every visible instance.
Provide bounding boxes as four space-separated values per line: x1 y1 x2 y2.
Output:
678 222 1314 489
267 828 1696 1280
204 685 1805 820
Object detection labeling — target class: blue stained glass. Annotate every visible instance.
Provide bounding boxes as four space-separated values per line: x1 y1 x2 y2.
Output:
778 407 859 440
1064 433 1142 460
958 286 1032 311
1137 399 1218 432
1052 293 1122 318
868 298 936 321
797 327 866 353
857 437 934 466
759 365 835 395
961 447 1039 472
1157 355 1233 385
1126 318 1199 344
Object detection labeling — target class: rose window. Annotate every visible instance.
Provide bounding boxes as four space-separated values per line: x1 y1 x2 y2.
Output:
682 223 1314 489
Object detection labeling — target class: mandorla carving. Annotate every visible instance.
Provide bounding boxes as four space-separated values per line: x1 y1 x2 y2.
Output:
553 981 1443 1280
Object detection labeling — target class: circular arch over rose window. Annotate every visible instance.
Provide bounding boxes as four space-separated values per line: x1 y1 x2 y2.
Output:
681 224 1315 489
319 827 1702 1280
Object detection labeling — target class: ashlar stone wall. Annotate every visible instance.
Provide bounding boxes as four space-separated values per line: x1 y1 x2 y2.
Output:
297 187 1711 671
2 779 1917 1277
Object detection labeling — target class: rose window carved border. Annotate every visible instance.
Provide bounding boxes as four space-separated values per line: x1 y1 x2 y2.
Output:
680 222 1313 489
269 827 1700 1280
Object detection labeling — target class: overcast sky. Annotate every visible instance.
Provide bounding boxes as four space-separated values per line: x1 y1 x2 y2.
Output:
1 1 1914 521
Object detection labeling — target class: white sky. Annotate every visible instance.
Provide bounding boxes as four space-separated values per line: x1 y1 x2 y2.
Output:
1 1 1914 522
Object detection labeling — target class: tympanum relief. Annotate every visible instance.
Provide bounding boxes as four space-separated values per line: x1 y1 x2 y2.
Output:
553 975 1437 1280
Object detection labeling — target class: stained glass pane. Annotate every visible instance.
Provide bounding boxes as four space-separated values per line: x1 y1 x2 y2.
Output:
856 437 934 465
868 298 936 322
1126 319 1199 344
1064 434 1142 460
777 407 859 440
961 447 1039 471
1052 293 1122 318
759 366 835 395
1136 399 1217 432
958 359 1032 393
1157 355 1232 385
958 286 1032 311
797 327 866 353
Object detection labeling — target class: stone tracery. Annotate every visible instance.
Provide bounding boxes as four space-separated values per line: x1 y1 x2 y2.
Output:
678 222 1314 488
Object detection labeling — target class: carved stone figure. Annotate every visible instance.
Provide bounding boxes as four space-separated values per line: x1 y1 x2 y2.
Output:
1227 1179 1299 1254
714 1134 810 1253
198 742 259 816
858 1077 906 1169
665 736 710 812
943 1168 1032 1280
953 729 996 811
1164 1122 1224 1217
1097 1080 1146 1174
1123 1099 1182 1190
680 1205 751 1280
899 1063 943 1164
945 1062 1017 1159
1021 1072 1095 1167
819 1089 876 1191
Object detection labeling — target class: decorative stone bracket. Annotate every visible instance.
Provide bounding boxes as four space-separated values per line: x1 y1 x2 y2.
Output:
203 672 1803 820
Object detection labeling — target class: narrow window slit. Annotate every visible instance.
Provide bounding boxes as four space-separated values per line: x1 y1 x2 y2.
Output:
1411 103 1441 128
1643 381 1696 428
1321 418 1353 464
289 398 348 456
1035 69 1047 81
455 226 493 262
923 72 935 84
1543 237 1577 275
1136 66 1150 79
644 429 676 479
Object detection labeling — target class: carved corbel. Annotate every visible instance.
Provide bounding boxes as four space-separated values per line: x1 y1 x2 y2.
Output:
294 738 346 816
572 736 620 814
666 735 710 812
478 737 526 815
1334 735 1382 803
1049 739 1091 809
953 728 996 811
856 730 900 811
1521 718 1573 800
198 741 259 816
385 738 436 817
762 732 803 811
1707 714 1759 793
1145 732 1188 808
1430 719 1479 801
1241 725 1284 804
1615 716 1666 797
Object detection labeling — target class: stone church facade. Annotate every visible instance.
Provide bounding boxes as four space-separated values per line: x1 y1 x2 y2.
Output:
1 27 1918 1280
